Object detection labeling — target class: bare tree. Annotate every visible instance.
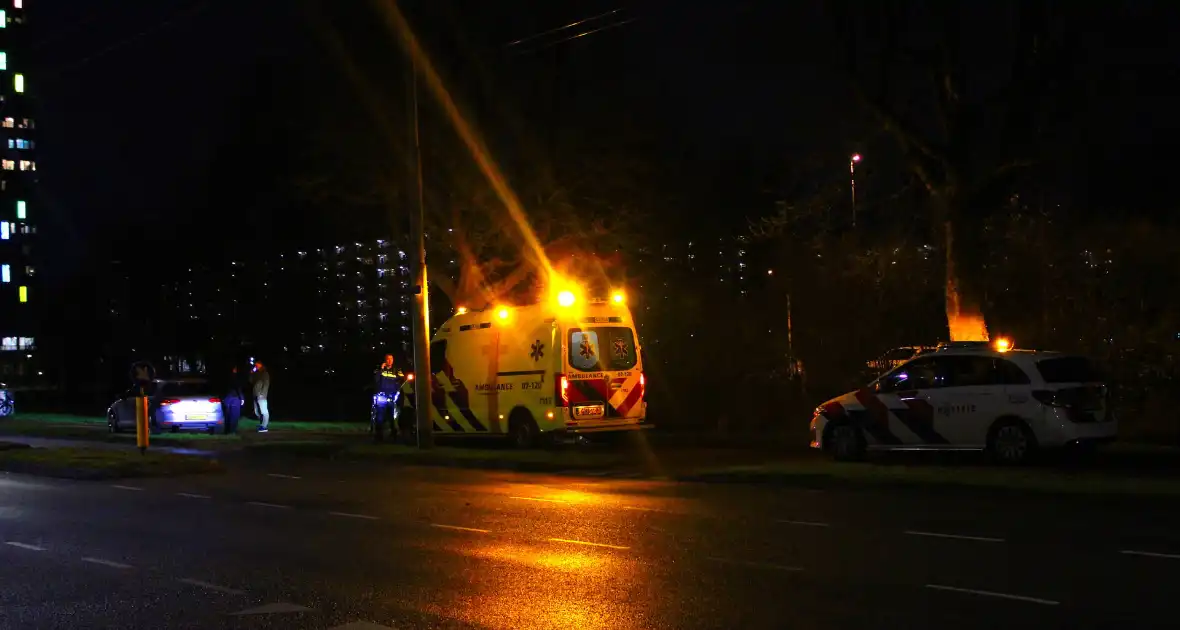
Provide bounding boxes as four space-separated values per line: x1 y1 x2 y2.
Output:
830 0 1071 321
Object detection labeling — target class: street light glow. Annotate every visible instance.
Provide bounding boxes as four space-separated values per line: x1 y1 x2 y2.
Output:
852 153 862 163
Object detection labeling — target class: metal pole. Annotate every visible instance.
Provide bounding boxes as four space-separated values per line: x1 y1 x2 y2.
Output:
409 47 433 449
850 159 857 228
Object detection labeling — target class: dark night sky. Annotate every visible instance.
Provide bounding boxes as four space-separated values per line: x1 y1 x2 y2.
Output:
27 0 1180 277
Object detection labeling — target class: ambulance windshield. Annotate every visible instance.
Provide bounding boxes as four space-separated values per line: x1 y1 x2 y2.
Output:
569 327 638 372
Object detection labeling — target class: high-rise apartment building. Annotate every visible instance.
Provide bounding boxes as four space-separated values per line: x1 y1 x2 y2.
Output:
0 1 37 379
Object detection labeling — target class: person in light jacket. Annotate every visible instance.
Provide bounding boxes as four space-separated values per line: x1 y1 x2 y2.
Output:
251 361 271 433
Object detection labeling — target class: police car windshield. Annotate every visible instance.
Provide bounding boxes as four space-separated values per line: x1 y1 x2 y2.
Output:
569 327 638 372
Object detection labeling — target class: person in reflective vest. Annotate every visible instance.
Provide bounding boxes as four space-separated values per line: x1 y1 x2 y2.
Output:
371 354 404 442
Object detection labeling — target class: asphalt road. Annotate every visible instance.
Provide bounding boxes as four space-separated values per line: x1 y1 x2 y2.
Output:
3 461 1180 630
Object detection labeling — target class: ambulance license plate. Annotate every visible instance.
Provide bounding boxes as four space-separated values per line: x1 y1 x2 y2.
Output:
573 405 605 419
186 415 207 421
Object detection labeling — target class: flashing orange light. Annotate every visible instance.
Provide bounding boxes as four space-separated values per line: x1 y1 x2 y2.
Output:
456 306 468 315
557 291 576 307
406 373 414 381
995 337 1012 353
611 291 625 304
497 307 509 320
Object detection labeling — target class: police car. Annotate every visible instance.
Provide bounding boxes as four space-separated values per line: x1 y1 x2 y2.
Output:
810 340 1116 463
420 286 648 448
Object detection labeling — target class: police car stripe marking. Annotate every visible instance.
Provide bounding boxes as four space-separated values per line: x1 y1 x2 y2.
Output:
893 399 949 444
851 390 902 444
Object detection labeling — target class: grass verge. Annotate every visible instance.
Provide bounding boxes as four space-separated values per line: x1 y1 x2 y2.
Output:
0 446 222 480
241 439 626 471
0 414 367 444
680 458 1180 497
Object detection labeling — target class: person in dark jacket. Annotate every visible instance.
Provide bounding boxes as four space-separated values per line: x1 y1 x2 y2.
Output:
371 354 404 442
222 365 246 434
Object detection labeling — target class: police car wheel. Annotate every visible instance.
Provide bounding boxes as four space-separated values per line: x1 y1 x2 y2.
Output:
829 424 865 462
988 420 1035 465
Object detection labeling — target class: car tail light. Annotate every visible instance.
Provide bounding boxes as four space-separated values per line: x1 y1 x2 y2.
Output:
208 397 221 404
639 373 646 397
556 374 569 407
160 398 180 405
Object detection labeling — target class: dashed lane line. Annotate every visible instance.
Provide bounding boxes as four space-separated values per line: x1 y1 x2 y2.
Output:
548 538 630 550
5 542 45 551
1121 549 1180 560
82 557 133 569
330 512 380 521
177 578 247 595
247 501 291 510
177 492 211 499
267 473 302 480
905 530 1005 544
510 496 570 504
779 520 830 528
925 584 1059 606
707 557 803 572
431 523 490 534
110 485 143 491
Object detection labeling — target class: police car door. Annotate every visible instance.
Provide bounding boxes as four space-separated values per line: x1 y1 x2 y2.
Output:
875 356 949 447
919 355 1000 447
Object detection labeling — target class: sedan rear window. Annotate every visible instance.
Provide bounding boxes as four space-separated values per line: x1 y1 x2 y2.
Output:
1035 357 1103 384
159 381 213 397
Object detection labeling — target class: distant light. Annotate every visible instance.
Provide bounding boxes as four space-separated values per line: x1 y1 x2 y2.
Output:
14 74 23 94
557 291 576 307
995 337 1012 353
851 153 862 163
767 269 774 276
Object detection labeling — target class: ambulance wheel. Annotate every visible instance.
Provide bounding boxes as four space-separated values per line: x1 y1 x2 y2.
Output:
828 423 865 462
508 410 539 449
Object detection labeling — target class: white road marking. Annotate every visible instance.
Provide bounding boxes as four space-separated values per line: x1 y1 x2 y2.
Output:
178 578 246 595
925 584 1058 606
548 538 629 550
510 496 569 504
622 505 666 513
779 520 830 528
5 542 45 551
177 492 211 499
707 557 802 572
431 523 490 533
326 621 398 630
1121 549 1180 560
330 512 380 521
111 485 143 491
905 530 1005 543
231 602 312 615
267 473 302 480
82 557 133 569
247 502 291 510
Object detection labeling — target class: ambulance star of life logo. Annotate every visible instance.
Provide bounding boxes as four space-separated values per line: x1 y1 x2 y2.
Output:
579 336 596 360
612 338 629 359
530 340 544 362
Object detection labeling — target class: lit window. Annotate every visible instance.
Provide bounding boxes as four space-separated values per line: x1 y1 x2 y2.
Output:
18 160 32 171
15 200 24 219
13 1 20 10
0 221 7 239
2 118 11 128
0 10 5 27
19 118 31 129
0 264 8 282
14 73 23 93
18 285 27 303
15 139 30 149
0 52 6 71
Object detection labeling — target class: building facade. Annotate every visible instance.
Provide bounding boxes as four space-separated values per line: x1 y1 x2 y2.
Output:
0 2 38 381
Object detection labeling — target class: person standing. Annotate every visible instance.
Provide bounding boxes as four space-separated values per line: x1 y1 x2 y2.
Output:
251 361 271 433
371 353 404 442
222 365 246 434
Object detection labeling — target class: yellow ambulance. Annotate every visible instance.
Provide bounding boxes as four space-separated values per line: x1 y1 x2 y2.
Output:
423 289 648 447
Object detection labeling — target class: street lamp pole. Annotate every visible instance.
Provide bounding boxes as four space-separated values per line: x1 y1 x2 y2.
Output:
850 153 862 228
408 44 433 449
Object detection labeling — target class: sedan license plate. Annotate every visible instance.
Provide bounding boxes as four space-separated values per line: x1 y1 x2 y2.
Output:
186 414 207 421
573 405 605 420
